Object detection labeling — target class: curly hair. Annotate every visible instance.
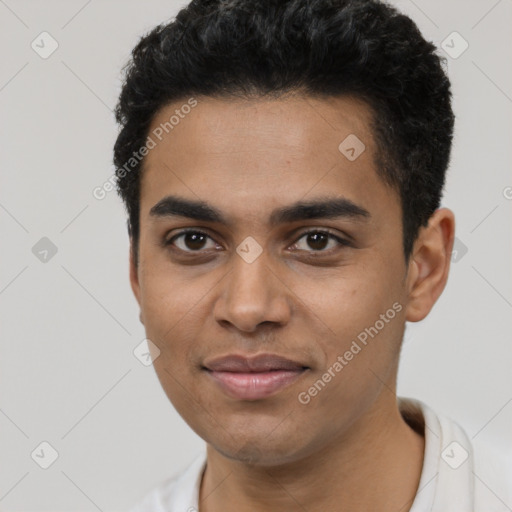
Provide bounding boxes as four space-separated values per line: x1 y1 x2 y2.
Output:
113 0 454 266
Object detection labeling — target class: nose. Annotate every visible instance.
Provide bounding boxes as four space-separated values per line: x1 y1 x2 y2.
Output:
213 249 292 333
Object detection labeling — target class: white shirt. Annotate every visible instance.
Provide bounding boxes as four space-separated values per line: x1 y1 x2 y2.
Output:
130 398 512 511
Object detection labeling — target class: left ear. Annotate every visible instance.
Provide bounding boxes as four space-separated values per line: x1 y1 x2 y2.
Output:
404 207 455 322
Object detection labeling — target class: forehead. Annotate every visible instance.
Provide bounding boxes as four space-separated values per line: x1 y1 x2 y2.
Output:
145 94 375 160
139 94 398 225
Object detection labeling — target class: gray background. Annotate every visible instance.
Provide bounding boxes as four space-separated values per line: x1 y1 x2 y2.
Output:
0 0 511 510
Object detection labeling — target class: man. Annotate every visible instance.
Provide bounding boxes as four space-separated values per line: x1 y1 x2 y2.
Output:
113 0 511 510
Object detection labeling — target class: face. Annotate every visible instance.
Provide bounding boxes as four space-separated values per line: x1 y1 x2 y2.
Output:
130 94 433 466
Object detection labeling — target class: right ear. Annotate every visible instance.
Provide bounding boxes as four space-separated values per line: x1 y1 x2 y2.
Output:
129 239 143 324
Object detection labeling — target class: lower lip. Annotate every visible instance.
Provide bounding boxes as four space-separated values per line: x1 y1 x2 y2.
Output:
206 369 306 400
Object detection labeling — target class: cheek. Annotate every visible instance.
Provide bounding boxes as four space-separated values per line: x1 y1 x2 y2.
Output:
139 262 208 334
143 283 205 414
297 263 405 383
302 264 401 336
138 287 198 390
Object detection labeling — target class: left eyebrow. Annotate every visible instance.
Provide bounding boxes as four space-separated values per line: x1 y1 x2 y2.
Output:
149 195 371 226
268 196 371 226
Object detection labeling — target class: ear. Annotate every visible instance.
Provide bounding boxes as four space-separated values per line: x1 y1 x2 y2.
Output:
129 239 144 325
404 208 455 322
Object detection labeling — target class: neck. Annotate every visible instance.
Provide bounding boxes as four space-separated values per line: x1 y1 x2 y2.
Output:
199 393 425 512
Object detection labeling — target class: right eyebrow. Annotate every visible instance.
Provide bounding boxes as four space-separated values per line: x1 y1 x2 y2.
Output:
150 195 225 223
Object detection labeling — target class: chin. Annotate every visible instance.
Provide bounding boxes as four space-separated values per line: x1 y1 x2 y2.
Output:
207 429 312 468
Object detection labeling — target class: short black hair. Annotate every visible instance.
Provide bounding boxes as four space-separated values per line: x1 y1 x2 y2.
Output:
113 0 454 267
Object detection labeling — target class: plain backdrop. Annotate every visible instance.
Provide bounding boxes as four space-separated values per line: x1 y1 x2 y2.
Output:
0 0 511 510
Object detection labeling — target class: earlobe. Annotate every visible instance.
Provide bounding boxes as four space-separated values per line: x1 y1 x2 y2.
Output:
404 208 455 322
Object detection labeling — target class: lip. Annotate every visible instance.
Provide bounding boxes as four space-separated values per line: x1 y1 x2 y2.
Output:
203 353 309 401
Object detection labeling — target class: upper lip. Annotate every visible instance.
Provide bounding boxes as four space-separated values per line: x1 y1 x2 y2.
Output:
203 353 308 373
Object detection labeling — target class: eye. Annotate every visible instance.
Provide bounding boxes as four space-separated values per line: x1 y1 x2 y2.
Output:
166 230 219 252
290 230 350 253
164 228 351 256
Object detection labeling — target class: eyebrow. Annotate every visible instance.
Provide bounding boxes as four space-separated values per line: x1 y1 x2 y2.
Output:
149 195 371 226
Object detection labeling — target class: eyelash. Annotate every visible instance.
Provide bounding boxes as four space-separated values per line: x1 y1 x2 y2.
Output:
164 228 351 255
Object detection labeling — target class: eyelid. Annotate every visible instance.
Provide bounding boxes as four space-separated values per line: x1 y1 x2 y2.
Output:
292 227 351 243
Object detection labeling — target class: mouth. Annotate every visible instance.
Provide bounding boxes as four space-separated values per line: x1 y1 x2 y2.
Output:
202 353 310 401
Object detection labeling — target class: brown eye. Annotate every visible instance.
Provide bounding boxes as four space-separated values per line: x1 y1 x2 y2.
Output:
167 230 217 252
291 230 350 252
305 232 329 250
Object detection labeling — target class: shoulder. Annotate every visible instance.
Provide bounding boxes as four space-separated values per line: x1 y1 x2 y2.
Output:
399 397 512 511
472 437 512 511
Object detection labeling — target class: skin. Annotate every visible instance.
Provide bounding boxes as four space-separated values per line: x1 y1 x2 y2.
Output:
129 93 455 511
